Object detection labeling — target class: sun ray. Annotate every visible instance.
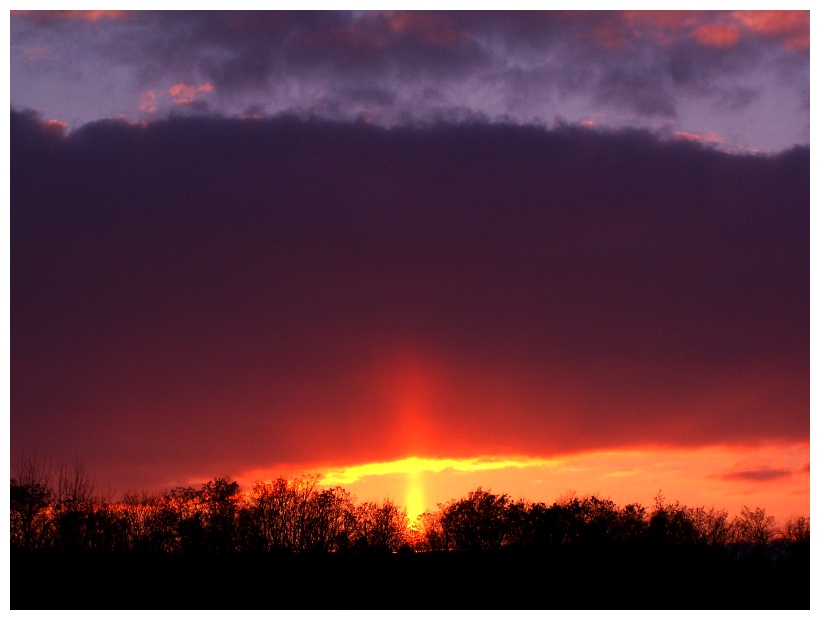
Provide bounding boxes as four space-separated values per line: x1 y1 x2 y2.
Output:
405 469 425 524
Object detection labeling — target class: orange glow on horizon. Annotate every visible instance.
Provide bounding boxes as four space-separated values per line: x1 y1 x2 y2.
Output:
237 442 809 524
322 455 558 523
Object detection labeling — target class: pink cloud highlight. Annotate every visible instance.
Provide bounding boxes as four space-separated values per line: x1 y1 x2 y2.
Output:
733 10 810 51
692 22 742 49
43 119 68 134
168 82 215 105
674 130 724 144
137 90 158 113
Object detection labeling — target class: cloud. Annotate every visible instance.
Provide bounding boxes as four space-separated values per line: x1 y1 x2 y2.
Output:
11 10 127 23
720 468 794 482
732 10 810 51
10 111 808 492
691 23 742 49
673 130 723 145
621 10 809 52
168 82 214 105
137 90 157 112
594 66 676 117
318 456 555 486
42 118 68 133
9 11 809 148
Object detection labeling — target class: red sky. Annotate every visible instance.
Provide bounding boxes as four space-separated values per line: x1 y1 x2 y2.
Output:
8 11 811 523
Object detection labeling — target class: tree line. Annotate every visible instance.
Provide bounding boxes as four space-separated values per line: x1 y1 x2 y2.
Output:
10 456 809 558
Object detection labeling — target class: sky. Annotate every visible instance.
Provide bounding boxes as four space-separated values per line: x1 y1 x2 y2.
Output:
8 9 811 522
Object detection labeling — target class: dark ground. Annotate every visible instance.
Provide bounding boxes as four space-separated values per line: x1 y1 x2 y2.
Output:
12 546 809 610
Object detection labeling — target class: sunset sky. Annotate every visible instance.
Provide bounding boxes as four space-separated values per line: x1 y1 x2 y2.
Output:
9 10 810 522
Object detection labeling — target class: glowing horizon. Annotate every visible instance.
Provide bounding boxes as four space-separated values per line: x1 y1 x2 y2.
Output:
233 442 809 524
318 455 559 485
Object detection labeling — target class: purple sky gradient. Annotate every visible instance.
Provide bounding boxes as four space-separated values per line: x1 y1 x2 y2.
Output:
8 11 811 501
11 110 808 492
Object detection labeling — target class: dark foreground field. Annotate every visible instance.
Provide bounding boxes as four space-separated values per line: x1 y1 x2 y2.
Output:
12 545 808 610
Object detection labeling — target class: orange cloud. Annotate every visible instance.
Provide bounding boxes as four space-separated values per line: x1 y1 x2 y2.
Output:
619 10 808 52
620 10 719 47
67 10 126 22
168 82 215 105
674 130 723 144
12 10 126 22
43 119 67 134
733 10 810 51
692 22 742 49
385 11 463 46
137 90 157 113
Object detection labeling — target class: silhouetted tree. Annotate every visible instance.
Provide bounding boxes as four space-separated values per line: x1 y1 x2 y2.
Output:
168 485 207 553
244 474 326 552
246 478 289 552
614 502 649 544
199 478 241 553
732 506 777 550
690 506 731 547
10 455 53 550
501 499 534 549
353 499 408 552
304 486 357 552
440 488 510 551
7 460 811 580
411 509 447 551
780 516 810 545
52 458 97 550
121 490 171 552
648 492 699 546
519 501 563 549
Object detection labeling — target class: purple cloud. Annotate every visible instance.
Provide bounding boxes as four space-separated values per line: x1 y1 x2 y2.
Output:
10 110 808 492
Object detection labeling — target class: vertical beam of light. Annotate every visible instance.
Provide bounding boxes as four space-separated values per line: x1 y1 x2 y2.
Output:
392 359 435 456
405 469 425 524
383 355 439 518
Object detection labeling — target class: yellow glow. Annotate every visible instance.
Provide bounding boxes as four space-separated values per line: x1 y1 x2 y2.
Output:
318 455 558 486
317 455 558 524
405 470 425 523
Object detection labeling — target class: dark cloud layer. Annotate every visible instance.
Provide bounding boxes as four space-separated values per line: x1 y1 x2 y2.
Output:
10 110 808 491
11 10 810 150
